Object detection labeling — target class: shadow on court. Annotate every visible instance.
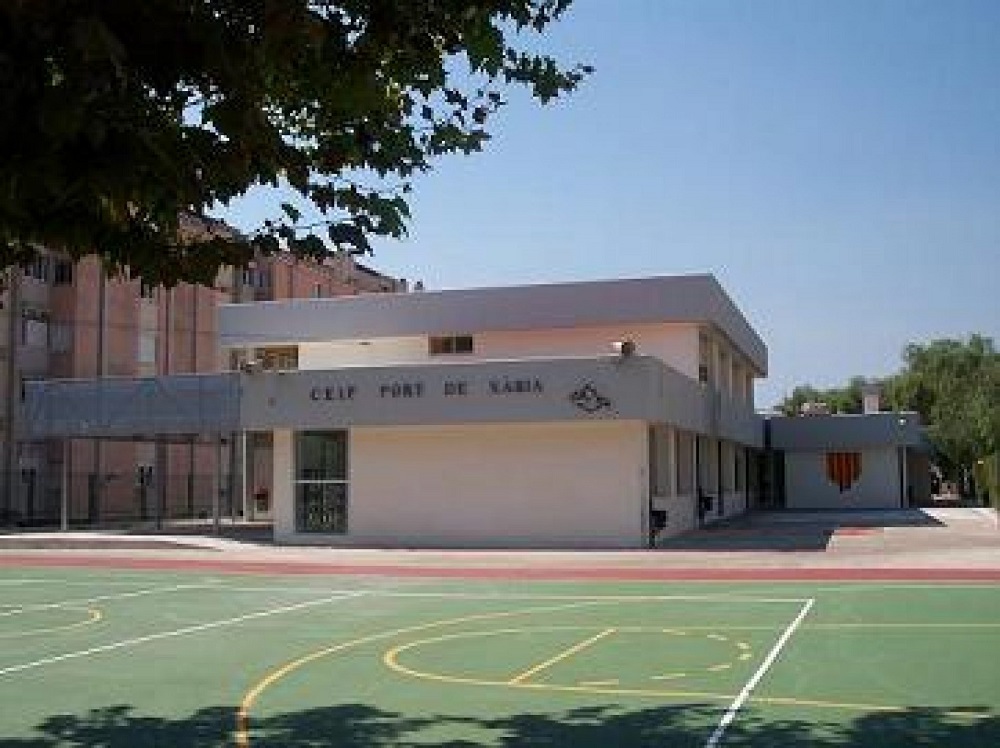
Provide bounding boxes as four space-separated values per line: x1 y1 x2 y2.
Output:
5 702 998 747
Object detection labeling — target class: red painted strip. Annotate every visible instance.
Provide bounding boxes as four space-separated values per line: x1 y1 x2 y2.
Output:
1 554 998 582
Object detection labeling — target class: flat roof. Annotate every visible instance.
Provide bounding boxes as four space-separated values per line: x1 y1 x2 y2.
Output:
768 412 926 450
219 274 768 374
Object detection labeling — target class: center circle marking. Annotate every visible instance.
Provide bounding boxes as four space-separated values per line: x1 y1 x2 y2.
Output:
383 625 751 689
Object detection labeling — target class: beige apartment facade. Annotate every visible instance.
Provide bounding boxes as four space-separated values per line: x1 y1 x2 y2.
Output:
1 224 406 527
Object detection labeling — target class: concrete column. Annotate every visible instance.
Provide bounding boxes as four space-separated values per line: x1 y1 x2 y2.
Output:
272 429 294 540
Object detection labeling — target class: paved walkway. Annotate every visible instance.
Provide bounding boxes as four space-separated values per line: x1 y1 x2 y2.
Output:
1 509 997 577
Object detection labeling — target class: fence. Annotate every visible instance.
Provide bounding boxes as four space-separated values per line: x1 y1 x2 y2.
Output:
0 470 240 529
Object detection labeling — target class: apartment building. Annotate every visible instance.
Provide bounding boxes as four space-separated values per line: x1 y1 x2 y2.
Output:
1 219 406 527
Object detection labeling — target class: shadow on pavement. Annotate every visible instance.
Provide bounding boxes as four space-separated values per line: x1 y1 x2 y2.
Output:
656 508 945 552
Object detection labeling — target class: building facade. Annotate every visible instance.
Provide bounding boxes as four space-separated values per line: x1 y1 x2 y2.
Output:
20 272 935 545
766 413 931 509
1 223 406 527
215 273 766 547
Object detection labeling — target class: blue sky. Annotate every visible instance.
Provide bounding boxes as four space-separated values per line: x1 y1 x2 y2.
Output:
215 0 1000 408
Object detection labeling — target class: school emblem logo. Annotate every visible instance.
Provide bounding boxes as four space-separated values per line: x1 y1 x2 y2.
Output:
569 382 612 413
826 451 862 493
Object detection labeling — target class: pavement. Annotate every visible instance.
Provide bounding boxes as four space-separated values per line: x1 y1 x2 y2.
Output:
0 508 997 575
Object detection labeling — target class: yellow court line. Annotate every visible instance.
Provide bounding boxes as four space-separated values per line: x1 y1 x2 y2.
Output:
383 625 750 687
238 609 999 747
386 652 992 721
508 628 616 685
0 607 102 639
235 599 610 748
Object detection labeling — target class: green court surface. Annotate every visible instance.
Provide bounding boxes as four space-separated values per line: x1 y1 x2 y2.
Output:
0 568 998 747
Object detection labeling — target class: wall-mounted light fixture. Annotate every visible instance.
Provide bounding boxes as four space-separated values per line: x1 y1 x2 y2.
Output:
612 339 636 359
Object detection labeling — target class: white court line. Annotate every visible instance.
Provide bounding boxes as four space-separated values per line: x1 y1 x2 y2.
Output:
200 587 811 604
704 598 815 748
0 577 217 587
0 591 366 678
0 583 214 617
735 582 1000 596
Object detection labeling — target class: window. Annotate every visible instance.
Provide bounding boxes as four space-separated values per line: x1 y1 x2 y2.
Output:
242 265 272 290
53 261 74 286
649 426 673 497
49 323 72 354
721 442 734 492
429 334 474 355
698 333 711 384
139 281 157 300
675 431 694 495
138 332 157 364
21 308 49 347
295 431 348 533
254 346 298 370
23 255 50 282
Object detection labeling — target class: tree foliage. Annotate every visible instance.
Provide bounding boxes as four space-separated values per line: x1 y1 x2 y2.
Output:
885 335 1000 476
0 1 590 286
779 335 1000 478
777 375 870 417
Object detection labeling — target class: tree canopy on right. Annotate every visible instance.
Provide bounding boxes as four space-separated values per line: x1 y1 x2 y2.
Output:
778 334 999 479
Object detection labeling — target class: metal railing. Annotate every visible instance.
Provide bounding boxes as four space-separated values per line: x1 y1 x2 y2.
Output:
0 470 240 530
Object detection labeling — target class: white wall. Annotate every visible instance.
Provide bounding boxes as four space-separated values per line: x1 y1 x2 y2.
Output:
299 323 702 380
784 447 903 509
273 421 650 548
299 337 428 369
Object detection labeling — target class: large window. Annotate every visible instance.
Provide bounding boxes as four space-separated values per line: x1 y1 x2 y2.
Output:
675 431 694 495
648 426 673 497
295 431 348 533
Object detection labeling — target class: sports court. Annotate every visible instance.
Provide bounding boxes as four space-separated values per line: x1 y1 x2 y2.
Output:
1 554 998 747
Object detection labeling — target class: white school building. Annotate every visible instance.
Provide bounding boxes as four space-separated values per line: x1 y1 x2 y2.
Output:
221 274 765 547
22 274 931 546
